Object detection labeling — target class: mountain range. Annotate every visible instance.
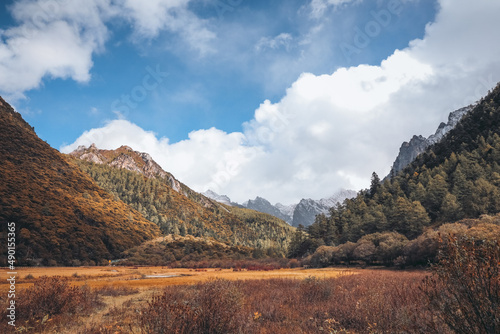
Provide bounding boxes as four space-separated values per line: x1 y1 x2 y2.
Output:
1 81 497 267
204 189 357 227
203 104 475 228
302 82 500 251
0 95 295 266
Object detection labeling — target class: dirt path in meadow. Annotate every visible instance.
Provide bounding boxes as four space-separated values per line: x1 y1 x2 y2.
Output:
70 289 154 334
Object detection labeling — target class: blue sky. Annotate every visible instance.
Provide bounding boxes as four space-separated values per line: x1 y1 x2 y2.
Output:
2 0 500 204
2 0 435 146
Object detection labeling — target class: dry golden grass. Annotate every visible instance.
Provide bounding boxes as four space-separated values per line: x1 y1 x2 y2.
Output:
0 266 354 293
1 266 439 333
0 266 358 333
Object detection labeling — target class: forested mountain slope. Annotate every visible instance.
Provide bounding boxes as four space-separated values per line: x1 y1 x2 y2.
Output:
0 97 161 266
305 83 500 246
71 150 295 254
70 144 215 208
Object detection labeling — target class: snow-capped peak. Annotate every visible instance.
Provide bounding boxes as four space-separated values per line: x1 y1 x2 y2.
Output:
202 190 232 205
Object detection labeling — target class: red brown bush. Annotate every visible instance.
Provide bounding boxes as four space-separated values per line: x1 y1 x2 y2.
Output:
422 235 500 334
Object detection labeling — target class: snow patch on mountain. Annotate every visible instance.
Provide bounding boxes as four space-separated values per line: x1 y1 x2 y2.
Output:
291 189 358 227
202 190 232 205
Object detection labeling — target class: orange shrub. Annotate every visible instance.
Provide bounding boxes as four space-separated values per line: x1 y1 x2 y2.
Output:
139 271 450 333
0 276 103 332
140 279 246 334
422 235 500 334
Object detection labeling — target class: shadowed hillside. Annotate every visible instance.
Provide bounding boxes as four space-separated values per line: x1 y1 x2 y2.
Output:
0 97 161 266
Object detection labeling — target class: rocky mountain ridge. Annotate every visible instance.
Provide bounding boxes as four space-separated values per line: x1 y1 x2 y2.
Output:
243 197 294 223
202 190 235 206
205 189 357 227
70 143 183 192
389 105 474 176
292 189 358 227
70 144 219 209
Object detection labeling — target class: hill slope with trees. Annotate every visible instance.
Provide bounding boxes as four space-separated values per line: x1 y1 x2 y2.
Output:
292 83 500 261
0 97 161 266
71 154 294 255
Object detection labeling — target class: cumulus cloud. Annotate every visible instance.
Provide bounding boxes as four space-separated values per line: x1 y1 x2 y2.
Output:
0 0 111 98
118 0 215 55
61 121 261 197
64 0 500 204
61 120 168 153
0 0 215 99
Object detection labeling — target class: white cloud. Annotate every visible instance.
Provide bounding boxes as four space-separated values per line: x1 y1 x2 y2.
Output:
61 120 168 153
61 121 261 197
118 0 216 55
0 0 111 98
0 0 215 98
64 0 500 204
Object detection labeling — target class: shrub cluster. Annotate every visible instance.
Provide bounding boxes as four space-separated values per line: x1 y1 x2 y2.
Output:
95 285 140 297
306 221 500 268
422 235 500 334
140 279 246 334
0 276 103 332
139 272 449 334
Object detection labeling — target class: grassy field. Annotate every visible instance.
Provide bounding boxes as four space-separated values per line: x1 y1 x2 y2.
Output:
0 266 355 292
1 266 362 333
1 266 441 333
4 262 492 334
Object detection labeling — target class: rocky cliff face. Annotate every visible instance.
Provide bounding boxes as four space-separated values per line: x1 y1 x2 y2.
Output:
291 198 326 227
243 197 294 224
275 203 297 223
70 144 184 192
291 189 357 227
390 105 474 176
390 135 428 176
